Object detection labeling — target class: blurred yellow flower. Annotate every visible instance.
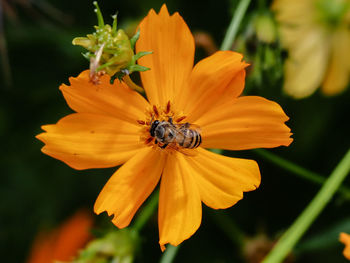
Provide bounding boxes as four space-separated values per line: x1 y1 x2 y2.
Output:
273 0 350 98
37 5 292 250
340 232 350 260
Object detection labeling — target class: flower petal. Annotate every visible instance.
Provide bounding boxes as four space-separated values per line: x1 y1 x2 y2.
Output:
136 5 195 107
53 210 93 261
158 152 202 250
60 70 149 124
272 0 314 34
181 51 248 123
340 232 350 260
198 96 293 150
322 28 350 95
27 210 93 263
190 148 260 209
283 29 329 98
94 147 167 228
36 113 143 170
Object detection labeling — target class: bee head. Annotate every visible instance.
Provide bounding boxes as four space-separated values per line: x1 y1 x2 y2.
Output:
150 120 160 137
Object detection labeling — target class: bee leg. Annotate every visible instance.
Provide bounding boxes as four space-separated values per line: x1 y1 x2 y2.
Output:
168 117 173 124
155 139 158 144
161 143 169 149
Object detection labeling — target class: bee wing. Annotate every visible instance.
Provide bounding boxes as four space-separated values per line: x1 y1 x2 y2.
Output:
174 122 202 132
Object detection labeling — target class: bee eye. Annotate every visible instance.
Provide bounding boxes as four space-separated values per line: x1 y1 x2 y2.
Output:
150 120 160 137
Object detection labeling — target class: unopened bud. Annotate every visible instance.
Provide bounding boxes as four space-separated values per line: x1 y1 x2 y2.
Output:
254 13 277 44
72 2 151 84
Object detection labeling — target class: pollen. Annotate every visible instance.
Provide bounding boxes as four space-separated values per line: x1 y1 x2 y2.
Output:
153 105 159 118
176 116 187 123
165 101 171 114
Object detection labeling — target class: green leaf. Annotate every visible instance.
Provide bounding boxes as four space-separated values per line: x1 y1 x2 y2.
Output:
110 71 125 84
128 65 150 73
93 1 104 28
130 29 140 49
133 51 152 61
82 52 91 61
112 13 118 33
97 60 115 71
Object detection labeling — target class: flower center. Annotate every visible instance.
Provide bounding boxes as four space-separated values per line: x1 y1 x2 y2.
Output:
137 101 202 152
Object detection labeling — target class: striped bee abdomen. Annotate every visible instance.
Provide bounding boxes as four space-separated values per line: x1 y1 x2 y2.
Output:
178 128 202 149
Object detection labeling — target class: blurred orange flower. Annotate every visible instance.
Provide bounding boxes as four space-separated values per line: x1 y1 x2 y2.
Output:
340 232 350 260
37 5 292 250
27 210 93 263
273 0 350 98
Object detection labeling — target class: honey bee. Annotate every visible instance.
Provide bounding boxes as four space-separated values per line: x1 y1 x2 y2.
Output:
150 117 202 149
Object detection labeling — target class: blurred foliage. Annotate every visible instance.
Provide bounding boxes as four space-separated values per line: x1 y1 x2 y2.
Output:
0 0 349 263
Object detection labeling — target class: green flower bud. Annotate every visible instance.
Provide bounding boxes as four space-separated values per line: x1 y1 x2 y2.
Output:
72 2 151 83
254 13 277 44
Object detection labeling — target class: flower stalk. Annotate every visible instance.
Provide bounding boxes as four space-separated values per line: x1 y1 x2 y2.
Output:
122 75 144 94
262 148 350 263
254 149 350 200
132 190 159 233
220 0 251 50
159 245 180 263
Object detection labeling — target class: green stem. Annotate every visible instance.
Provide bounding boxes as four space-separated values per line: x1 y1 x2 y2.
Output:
132 190 159 233
254 149 350 200
262 149 350 263
123 74 145 94
220 0 251 50
159 245 180 263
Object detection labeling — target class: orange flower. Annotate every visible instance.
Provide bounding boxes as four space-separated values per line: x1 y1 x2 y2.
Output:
340 232 350 260
27 210 93 263
37 5 292 250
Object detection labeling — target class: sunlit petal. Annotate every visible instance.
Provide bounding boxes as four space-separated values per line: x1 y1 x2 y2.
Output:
94 147 167 228
37 113 143 170
136 5 195 107
198 96 292 150
61 70 149 124
158 152 202 250
182 51 248 122
189 148 260 209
